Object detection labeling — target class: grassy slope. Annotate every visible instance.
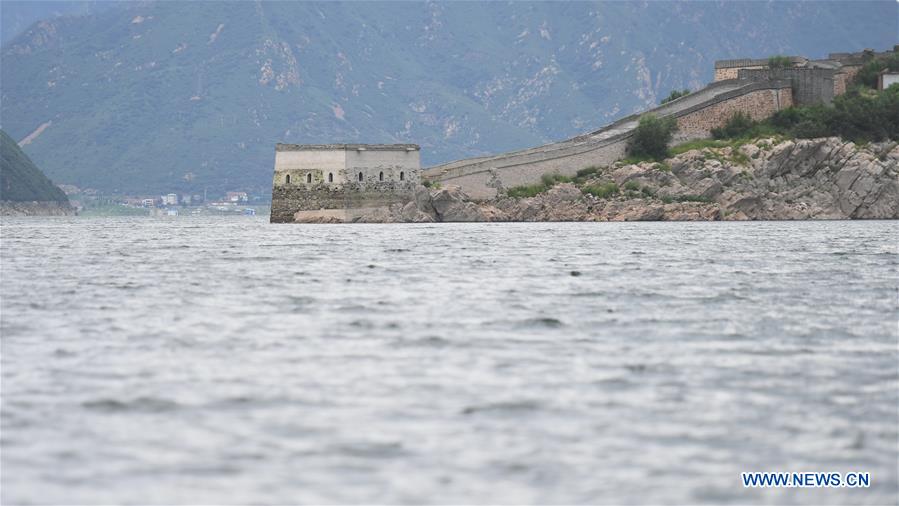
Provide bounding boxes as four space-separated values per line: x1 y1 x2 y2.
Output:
0 129 69 203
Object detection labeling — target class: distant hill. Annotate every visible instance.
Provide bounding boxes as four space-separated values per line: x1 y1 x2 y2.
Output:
0 1 115 44
1 1 896 195
1 129 69 203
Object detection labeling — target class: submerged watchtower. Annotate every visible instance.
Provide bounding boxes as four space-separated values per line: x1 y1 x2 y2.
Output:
270 143 421 222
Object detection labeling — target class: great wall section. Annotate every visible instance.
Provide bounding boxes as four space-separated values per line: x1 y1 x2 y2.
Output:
421 49 894 200
422 79 792 200
271 47 898 222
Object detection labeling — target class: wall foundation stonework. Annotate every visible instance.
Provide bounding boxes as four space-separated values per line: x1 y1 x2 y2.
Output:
269 144 420 223
675 87 793 139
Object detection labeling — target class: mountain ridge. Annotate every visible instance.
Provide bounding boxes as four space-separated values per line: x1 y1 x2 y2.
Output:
1 1 896 194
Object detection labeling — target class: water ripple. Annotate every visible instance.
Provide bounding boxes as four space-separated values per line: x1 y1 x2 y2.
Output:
1 217 897 505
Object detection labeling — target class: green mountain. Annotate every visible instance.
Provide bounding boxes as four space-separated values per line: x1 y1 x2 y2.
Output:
1 1 896 195
1 129 69 203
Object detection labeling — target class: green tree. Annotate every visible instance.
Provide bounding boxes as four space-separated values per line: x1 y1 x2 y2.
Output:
827 86 899 141
627 114 678 160
853 53 899 89
734 86 899 143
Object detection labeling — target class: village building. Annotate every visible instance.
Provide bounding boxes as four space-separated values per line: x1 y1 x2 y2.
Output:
877 70 899 91
226 191 248 203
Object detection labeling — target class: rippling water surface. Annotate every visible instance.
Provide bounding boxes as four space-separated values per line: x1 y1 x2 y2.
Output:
1 217 897 504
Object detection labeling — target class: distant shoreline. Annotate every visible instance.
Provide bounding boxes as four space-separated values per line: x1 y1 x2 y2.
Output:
0 201 75 217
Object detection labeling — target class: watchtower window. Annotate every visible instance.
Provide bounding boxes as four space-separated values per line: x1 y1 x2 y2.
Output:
306 173 312 183
285 174 290 184
400 171 405 181
328 173 334 183
379 171 384 181
358 172 363 182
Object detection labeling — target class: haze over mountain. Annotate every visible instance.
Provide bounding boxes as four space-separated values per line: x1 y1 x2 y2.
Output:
1 1 896 195
0 129 69 204
0 1 113 44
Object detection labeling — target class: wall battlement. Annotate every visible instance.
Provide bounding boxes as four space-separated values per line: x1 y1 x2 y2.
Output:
713 57 808 81
714 57 806 69
829 47 899 66
737 67 837 105
276 143 420 152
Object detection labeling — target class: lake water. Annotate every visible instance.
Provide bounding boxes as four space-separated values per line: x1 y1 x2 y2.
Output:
1 217 897 505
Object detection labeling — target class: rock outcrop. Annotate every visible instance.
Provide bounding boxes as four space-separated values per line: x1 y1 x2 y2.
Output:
291 137 898 222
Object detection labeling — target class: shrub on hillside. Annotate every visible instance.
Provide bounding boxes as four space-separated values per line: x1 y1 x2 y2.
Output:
573 166 601 184
767 55 792 69
711 112 757 139
627 114 678 160
583 182 619 199
790 120 830 139
768 107 804 130
504 172 573 198
540 173 572 187
575 166 599 178
506 184 547 198
710 86 899 143
661 89 691 104
827 85 899 141
853 53 899 89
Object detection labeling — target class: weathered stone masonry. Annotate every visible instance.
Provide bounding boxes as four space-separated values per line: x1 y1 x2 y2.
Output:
713 57 806 81
713 57 806 82
676 85 793 138
270 144 420 223
737 68 836 105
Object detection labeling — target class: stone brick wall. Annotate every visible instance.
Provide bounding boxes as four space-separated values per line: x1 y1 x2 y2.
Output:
452 140 630 200
738 68 835 105
833 72 849 97
676 87 792 139
841 65 862 86
270 182 417 222
714 65 765 81
273 167 420 188
430 134 630 200
430 80 792 201
713 57 806 81
346 149 420 173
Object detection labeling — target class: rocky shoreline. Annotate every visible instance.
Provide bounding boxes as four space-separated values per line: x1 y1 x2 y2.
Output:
293 137 899 222
0 201 76 217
